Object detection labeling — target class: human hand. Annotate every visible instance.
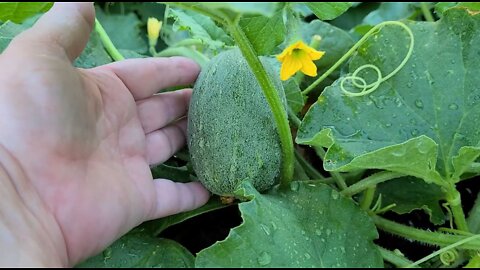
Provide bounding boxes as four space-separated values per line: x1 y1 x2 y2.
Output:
0 2 209 267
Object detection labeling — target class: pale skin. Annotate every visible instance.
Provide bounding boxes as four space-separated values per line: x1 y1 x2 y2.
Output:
0 2 210 267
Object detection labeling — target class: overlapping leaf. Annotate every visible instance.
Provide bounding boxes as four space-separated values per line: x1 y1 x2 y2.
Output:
196 181 382 268
76 228 194 268
297 9 480 184
0 2 52 23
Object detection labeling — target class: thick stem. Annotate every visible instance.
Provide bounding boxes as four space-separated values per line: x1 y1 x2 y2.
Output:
360 186 376 210
228 23 295 187
445 185 470 232
341 171 405 197
372 215 480 250
94 18 124 61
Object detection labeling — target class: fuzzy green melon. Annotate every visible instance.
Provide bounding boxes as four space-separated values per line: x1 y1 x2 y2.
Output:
187 48 286 196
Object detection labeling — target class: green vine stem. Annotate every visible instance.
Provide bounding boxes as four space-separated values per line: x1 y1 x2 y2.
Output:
155 47 209 68
228 23 294 187
445 185 470 232
94 18 124 61
360 186 376 210
406 234 480 268
341 171 405 197
372 215 480 250
294 148 326 181
420 2 435 22
302 21 414 96
377 246 417 268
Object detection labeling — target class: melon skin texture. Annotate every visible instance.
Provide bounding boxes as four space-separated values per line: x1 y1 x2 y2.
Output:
187 48 286 196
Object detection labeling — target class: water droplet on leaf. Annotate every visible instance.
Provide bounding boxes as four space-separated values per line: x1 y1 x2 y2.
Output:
290 181 300 191
257 252 271 266
448 103 459 110
414 99 424 109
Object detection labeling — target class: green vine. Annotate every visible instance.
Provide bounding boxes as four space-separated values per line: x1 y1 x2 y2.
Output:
94 18 124 61
302 21 414 97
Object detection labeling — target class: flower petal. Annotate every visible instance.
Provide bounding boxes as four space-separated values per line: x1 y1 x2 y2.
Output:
300 55 318 77
296 41 325 60
280 55 302 81
277 41 303 62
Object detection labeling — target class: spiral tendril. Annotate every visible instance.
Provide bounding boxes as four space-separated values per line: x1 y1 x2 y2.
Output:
340 21 414 97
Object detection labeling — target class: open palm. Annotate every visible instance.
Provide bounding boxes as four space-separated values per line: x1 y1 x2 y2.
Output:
0 3 209 266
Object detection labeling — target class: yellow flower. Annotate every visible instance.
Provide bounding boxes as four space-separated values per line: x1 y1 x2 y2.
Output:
276 40 325 81
147 17 162 47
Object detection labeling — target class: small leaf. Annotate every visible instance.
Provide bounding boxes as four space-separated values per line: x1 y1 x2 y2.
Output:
239 9 285 55
376 176 446 225
0 2 52 23
167 8 233 52
76 228 194 268
195 181 383 268
305 2 353 21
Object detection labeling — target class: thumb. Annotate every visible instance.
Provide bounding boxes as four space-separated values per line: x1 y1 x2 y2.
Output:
9 2 95 62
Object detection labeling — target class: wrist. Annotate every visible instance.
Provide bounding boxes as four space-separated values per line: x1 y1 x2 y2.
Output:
0 144 68 267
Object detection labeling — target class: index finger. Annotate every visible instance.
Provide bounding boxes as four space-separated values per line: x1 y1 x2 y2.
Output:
100 57 200 100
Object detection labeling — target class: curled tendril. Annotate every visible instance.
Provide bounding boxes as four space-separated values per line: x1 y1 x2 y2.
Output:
302 21 415 97
340 21 414 97
440 249 459 266
406 234 480 268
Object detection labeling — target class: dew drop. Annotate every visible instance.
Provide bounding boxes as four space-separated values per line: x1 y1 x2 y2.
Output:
326 229 332 236
304 253 312 259
103 247 112 260
414 99 424 109
411 129 419 137
315 229 322 236
385 123 392 128
340 247 346 253
257 252 272 266
392 147 407 157
407 82 413 88
448 103 459 110
331 192 339 200
290 181 300 191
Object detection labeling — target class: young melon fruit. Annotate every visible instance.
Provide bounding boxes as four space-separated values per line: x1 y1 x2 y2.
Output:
187 48 286 196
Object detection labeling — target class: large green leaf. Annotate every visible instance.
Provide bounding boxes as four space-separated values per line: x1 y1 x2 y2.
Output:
362 2 419 25
297 9 480 184
199 2 278 17
95 7 147 54
76 228 194 268
376 176 445 225
195 181 382 267
299 19 355 94
239 9 285 56
0 2 52 23
305 2 353 21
